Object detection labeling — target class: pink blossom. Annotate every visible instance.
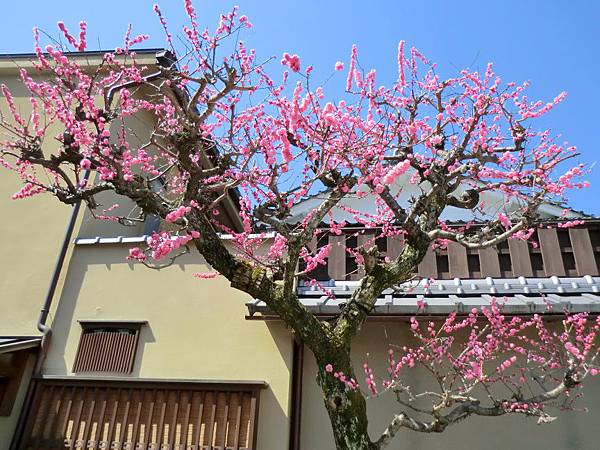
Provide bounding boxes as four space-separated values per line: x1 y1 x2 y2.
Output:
165 205 192 222
193 272 219 279
497 213 512 230
281 52 301 72
382 160 410 185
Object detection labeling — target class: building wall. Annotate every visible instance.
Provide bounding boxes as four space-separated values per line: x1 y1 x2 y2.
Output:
0 70 73 449
300 322 600 450
0 52 164 335
43 244 294 450
0 71 73 337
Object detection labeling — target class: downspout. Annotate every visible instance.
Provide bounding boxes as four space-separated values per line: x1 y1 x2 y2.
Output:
35 169 90 371
289 335 304 450
9 171 89 450
33 52 172 363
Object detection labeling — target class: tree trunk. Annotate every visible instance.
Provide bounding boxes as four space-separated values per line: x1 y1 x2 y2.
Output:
315 353 378 450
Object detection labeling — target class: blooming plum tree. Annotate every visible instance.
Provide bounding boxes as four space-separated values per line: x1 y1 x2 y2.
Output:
0 3 597 449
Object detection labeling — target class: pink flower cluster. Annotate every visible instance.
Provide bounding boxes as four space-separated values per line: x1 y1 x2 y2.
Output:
382 160 411 185
165 205 192 223
57 21 87 52
336 299 600 416
281 52 301 72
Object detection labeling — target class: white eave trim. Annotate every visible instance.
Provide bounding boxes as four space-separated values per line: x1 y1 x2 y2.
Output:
73 231 277 246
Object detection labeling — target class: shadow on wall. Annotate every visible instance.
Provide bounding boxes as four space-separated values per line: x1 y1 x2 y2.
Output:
300 321 600 450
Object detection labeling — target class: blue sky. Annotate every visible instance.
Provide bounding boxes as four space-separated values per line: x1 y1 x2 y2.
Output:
1 1 598 214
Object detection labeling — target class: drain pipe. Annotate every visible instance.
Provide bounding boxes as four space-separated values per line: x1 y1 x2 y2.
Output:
288 335 304 450
35 170 90 371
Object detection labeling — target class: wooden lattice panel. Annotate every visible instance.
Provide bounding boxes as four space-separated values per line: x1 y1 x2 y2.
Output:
73 328 139 374
20 380 260 450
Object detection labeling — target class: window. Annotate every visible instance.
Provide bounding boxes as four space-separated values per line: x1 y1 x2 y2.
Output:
73 321 145 374
20 379 263 450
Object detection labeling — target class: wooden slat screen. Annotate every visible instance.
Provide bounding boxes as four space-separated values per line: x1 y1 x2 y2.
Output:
302 223 600 281
73 326 140 374
20 380 261 450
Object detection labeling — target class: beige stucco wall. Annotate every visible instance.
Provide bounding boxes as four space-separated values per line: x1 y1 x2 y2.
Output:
300 322 600 450
0 72 73 337
44 244 293 450
0 53 164 336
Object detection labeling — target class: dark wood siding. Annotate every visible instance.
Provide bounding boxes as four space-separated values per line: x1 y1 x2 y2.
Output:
20 379 262 450
302 223 600 281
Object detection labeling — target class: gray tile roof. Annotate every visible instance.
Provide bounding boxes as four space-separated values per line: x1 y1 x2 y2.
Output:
247 276 600 316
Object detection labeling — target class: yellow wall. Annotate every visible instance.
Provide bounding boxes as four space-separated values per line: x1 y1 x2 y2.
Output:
44 244 294 450
0 53 163 334
300 322 600 450
0 71 73 448
0 53 178 448
0 73 73 336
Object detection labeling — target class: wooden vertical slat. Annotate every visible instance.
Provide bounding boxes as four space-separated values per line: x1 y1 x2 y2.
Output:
246 396 257 450
232 395 242 450
167 390 181 450
117 389 133 449
79 388 98 449
129 391 143 448
206 398 217 450
179 391 192 450
91 390 107 450
328 234 346 280
104 388 121 449
538 227 566 276
68 388 85 450
387 234 403 261
42 386 65 449
59 388 76 449
418 248 437 278
507 239 533 277
217 392 231 449
356 230 375 278
569 228 599 275
140 389 156 450
478 247 501 277
31 385 54 449
192 391 205 449
50 387 76 449
155 391 167 450
448 242 469 278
